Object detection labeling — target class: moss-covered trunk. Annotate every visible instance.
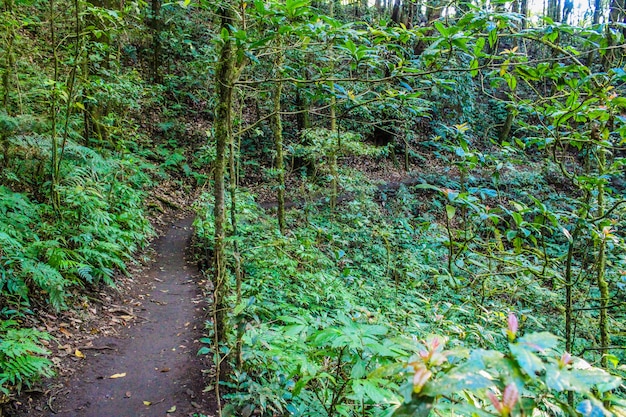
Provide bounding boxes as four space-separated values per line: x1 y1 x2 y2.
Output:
272 38 286 234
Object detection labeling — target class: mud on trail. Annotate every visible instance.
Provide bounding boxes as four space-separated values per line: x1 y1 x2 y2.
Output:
12 215 214 417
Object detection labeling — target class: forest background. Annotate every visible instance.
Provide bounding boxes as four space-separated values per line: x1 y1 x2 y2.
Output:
0 0 625 415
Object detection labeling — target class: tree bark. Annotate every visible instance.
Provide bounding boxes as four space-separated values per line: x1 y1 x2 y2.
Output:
1 0 15 112
593 0 602 24
151 0 162 83
596 145 609 369
49 0 61 214
271 38 286 234
213 2 236 353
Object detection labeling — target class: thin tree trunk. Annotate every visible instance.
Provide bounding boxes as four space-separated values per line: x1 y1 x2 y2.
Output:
329 86 338 211
213 3 237 411
1 0 15 167
498 109 514 142
596 146 609 369
229 92 243 368
2 25 14 110
271 38 286 234
84 0 112 145
49 0 61 214
391 0 401 23
152 0 161 83
593 0 602 24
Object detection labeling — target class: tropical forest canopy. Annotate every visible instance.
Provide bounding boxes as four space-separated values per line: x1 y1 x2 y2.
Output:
0 0 625 415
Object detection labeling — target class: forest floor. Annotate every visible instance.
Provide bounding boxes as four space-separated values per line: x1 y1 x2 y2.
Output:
10 214 214 417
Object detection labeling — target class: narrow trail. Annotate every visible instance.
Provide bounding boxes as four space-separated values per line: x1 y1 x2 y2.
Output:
38 216 212 417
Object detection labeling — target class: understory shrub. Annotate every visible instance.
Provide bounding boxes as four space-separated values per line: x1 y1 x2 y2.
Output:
0 321 53 396
195 184 625 417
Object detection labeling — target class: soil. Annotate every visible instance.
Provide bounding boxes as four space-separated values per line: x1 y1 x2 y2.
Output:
9 215 215 417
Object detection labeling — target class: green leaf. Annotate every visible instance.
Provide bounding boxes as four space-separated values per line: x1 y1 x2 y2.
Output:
433 21 448 36
444 205 455 220
570 367 622 393
488 29 497 48
473 37 486 55
221 27 229 40
517 332 559 351
352 379 390 403
351 360 367 379
422 371 492 397
505 73 517 91
577 399 606 417
470 59 479 77
509 342 545 376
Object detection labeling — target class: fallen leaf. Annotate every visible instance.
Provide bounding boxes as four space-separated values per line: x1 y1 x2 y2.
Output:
143 401 152 406
125 391 132 398
160 368 170 373
74 349 85 359
167 406 177 413
109 373 126 379
59 327 72 337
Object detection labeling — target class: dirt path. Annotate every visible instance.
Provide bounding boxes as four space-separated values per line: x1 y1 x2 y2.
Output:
24 215 213 417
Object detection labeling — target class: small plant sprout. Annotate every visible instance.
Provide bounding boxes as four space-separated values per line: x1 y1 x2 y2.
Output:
418 336 447 367
558 352 572 369
412 366 433 394
487 383 519 417
506 313 518 341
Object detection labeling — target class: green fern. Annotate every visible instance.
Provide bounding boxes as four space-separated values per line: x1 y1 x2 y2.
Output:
20 260 69 310
0 144 153 308
0 321 54 395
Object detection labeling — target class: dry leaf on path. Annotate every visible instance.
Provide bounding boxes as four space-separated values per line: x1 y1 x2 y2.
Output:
109 373 126 379
143 401 152 406
166 406 177 413
59 327 72 337
74 349 85 358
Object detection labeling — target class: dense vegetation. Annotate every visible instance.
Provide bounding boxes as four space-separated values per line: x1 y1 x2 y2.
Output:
0 0 625 415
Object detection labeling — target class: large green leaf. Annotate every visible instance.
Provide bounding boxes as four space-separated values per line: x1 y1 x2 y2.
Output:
517 332 559 351
422 371 492 397
509 342 545 377
577 399 607 417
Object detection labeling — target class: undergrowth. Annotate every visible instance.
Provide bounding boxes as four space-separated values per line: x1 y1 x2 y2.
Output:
195 167 625 417
0 139 155 397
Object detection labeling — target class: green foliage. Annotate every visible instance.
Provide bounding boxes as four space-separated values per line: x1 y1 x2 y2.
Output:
0 321 54 396
0 144 154 309
397 328 623 417
195 186 625 416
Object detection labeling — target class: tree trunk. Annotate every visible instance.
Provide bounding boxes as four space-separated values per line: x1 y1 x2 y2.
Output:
596 146 609 369
609 0 625 21
391 0 401 23
547 0 562 21
520 0 529 28
498 109 514 142
84 0 113 145
271 38 286 235
49 0 61 214
1 0 15 112
593 0 602 24
151 0 162 83
212 2 239 411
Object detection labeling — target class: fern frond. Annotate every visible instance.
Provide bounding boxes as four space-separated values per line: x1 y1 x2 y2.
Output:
20 260 68 310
